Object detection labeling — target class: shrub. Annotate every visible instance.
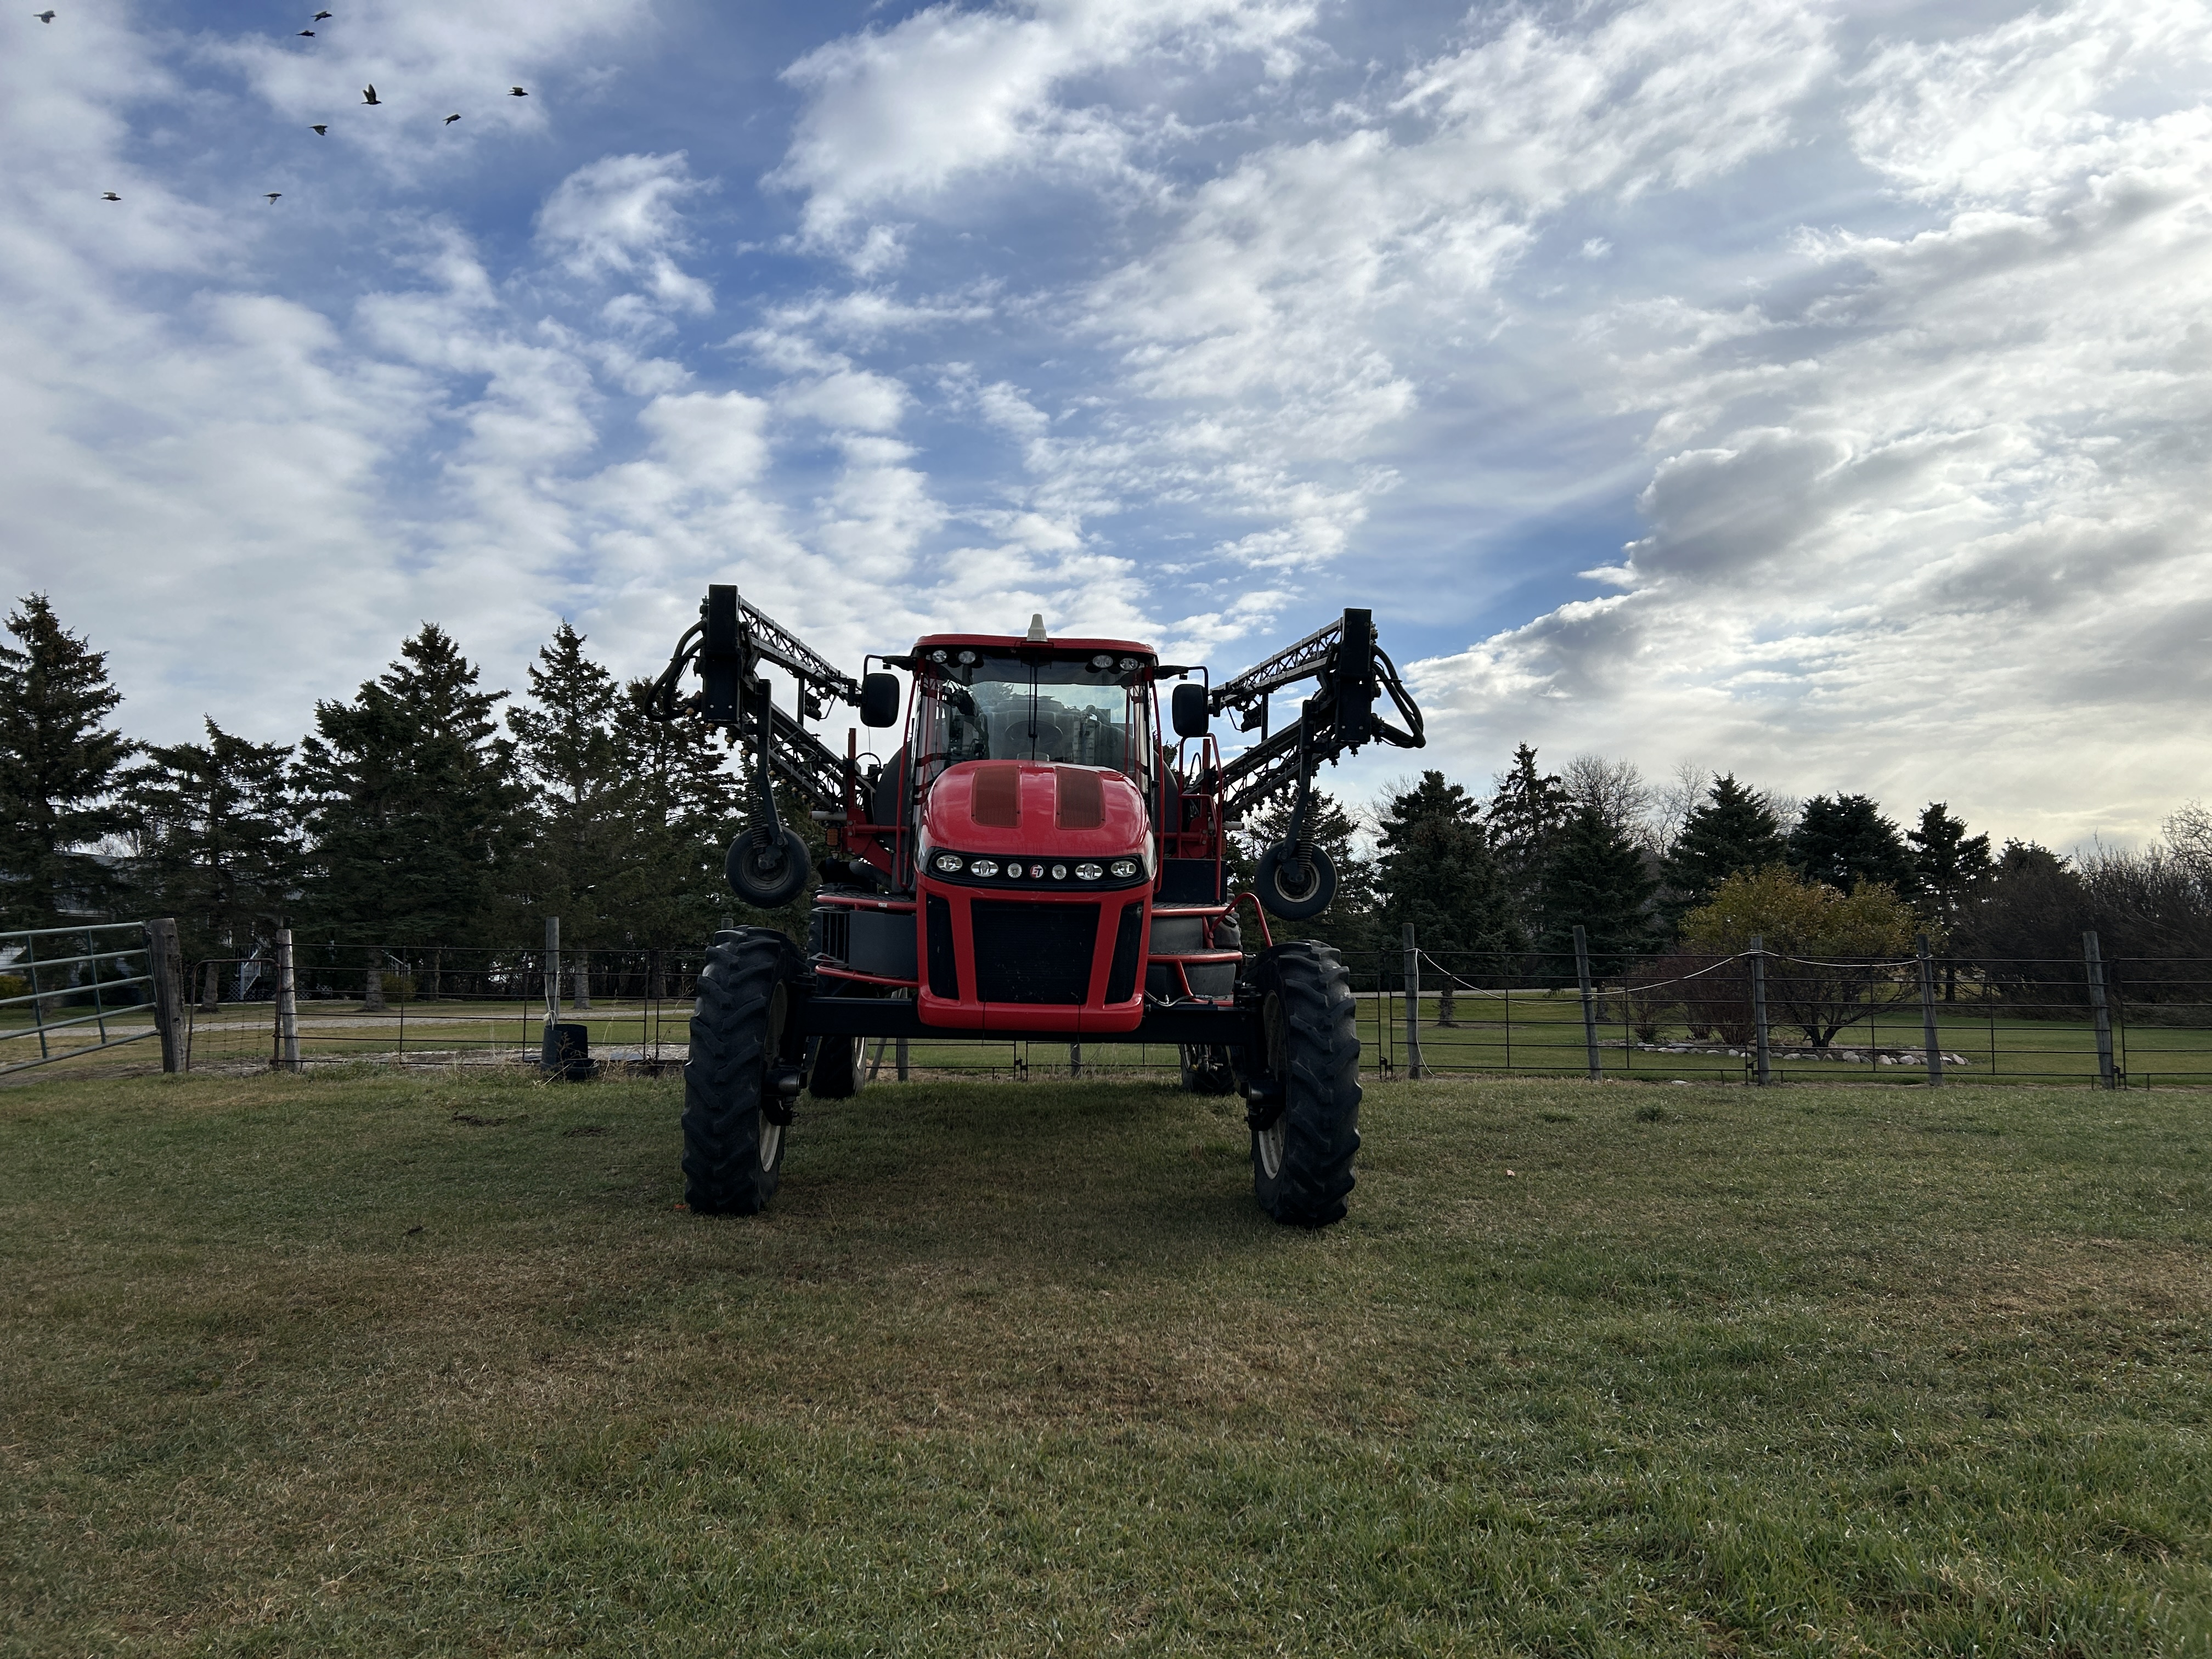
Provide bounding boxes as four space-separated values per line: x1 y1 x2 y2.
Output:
1681 867 1918 1049
380 974 417 1004
0 973 26 1002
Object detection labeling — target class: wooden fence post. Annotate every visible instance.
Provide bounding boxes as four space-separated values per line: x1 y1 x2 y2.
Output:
1572 924 1600 1080
1401 923 1425 1079
2084 930 2116 1090
1916 933 1944 1088
273 929 301 1073
143 918 185 1073
1750 934 1773 1086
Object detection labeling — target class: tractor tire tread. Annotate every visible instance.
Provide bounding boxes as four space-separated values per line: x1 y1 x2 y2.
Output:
681 929 798 1214
1252 941 1361 1227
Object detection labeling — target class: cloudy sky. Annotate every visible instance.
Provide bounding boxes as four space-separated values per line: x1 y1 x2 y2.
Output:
3 0 2207 846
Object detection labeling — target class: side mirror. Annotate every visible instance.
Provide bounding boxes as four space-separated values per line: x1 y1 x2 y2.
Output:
1171 681 1210 740
859 672 902 729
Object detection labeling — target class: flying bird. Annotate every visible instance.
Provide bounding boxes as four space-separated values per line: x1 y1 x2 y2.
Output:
297 29 313 35
266 193 281 204
311 123 328 134
36 10 56 20
508 85 527 96
101 191 120 201
444 112 460 124
314 8 331 16
361 84 380 104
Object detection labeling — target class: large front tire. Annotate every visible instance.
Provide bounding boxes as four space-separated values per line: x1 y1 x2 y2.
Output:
1246 943 1361 1227
682 929 804 1215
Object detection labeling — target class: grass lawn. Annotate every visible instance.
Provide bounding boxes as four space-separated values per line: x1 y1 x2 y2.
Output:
3 1069 2208 1655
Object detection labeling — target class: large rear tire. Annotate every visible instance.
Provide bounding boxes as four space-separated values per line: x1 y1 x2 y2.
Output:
682 929 804 1215
1246 943 1361 1227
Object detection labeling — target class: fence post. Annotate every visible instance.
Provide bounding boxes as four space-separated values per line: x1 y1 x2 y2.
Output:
544 916 561 1022
2084 929 2116 1090
1572 924 1600 1080
1070 1043 1082 1079
1401 923 1425 1079
143 917 185 1073
573 953 592 1011
1915 933 1943 1088
273 928 301 1072
1749 934 1773 1086
896 1037 910 1082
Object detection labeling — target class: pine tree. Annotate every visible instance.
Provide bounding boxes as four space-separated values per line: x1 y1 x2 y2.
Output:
1378 770 1518 1022
1788 793 1912 893
600 679 747 957
0 595 132 929
292 626 523 983
1486 743 1569 933
1906 802 1992 925
1538 802 1658 976
507 623 622 959
124 720 298 985
1661 774 1787 913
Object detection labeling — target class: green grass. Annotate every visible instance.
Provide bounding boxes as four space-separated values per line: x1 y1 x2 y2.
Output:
3 1069 2209 1655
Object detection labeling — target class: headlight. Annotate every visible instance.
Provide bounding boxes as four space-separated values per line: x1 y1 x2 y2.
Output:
1074 862 1102 881
1049 863 1068 880
1109 858 1139 879
932 852 963 874
969 858 1000 878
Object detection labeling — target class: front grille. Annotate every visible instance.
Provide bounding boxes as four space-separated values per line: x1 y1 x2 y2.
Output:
1104 901 1146 1003
972 901 1098 1003
926 895 959 998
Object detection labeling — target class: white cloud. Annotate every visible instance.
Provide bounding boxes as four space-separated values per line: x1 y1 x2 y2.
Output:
772 0 1316 248
1414 0 2212 844
537 152 715 317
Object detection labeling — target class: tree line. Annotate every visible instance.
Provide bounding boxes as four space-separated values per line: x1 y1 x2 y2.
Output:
0 595 794 997
3 594 2207 1003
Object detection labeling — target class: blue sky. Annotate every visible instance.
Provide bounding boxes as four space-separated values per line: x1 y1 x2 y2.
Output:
4 0 2209 847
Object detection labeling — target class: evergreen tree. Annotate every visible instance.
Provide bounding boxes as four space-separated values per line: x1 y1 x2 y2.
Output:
600 679 753 955
1906 802 1992 926
1537 801 1658 976
507 623 622 950
292 625 523 972
123 719 298 978
1486 742 1569 932
0 595 132 929
1788 793 1912 893
1661 774 1787 912
1378 770 1518 1020
1237 788 1379 959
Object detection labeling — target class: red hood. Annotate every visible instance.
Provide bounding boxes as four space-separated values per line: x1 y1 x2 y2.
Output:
921 761 1150 859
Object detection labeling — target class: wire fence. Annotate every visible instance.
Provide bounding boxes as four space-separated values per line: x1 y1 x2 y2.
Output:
1354 932 2211 1089
156 922 2212 1090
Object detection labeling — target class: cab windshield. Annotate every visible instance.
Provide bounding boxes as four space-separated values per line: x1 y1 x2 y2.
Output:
918 648 1152 779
